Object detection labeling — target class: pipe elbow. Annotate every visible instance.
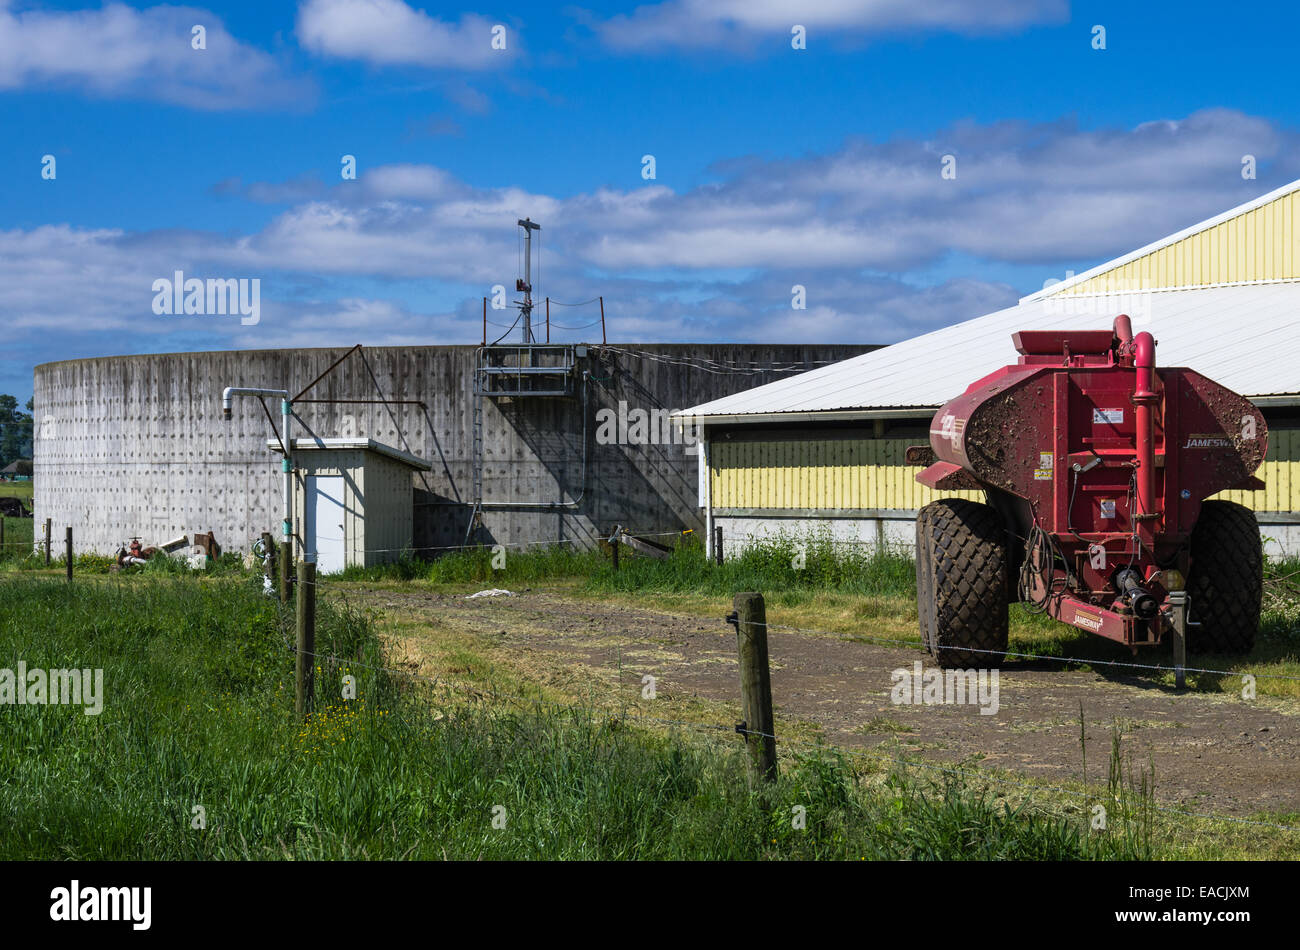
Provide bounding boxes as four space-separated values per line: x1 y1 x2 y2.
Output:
1113 313 1134 348
1133 331 1155 369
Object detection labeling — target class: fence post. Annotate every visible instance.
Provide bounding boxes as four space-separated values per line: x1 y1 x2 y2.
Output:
1168 590 1188 689
296 560 316 719
731 591 777 782
65 526 73 582
612 535 620 572
1 516 5 554
714 525 723 566
279 540 293 605
44 518 51 566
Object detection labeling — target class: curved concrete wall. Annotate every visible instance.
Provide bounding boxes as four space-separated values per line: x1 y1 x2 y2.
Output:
33 343 867 557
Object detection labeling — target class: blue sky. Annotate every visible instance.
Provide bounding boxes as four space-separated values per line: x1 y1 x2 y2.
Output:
3 0 1300 399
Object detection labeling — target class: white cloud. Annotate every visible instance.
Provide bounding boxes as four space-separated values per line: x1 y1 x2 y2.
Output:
586 0 1068 52
1 107 1295 388
0 1 311 109
296 0 513 69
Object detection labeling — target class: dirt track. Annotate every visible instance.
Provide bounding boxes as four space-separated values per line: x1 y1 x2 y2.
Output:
368 587 1300 819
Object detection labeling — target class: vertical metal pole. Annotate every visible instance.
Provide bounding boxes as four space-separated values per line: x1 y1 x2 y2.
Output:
599 296 606 344
523 224 532 343
1168 590 1188 689
280 542 293 605
44 518 51 566
482 296 487 346
715 525 723 566
612 535 620 572
517 217 540 345
296 560 316 719
282 398 293 566
65 526 72 581
546 297 550 344
733 592 777 782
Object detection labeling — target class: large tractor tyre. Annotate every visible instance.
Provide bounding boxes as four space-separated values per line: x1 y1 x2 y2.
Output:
917 499 1009 669
915 506 938 655
1187 500 1262 654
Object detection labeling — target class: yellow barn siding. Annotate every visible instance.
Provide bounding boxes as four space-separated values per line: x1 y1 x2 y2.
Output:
1212 429 1300 511
712 435 1300 513
710 438 981 510
1051 190 1300 295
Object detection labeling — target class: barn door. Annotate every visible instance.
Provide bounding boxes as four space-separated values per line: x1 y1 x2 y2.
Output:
306 475 346 573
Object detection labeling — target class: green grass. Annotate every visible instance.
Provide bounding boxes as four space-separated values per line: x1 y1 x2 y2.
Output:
0 515 33 563
0 573 1162 860
346 532 916 603
0 480 32 501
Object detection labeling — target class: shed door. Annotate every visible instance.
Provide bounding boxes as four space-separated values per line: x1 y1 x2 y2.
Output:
306 475 346 574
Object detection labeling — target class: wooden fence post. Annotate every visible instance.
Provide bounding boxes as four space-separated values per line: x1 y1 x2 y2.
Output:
1 516 6 554
732 591 777 782
1168 590 1188 689
44 518 51 566
296 560 316 719
714 525 724 566
65 526 73 581
612 535 620 572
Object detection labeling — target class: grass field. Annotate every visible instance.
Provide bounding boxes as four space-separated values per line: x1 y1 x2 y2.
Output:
0 573 1168 860
0 477 34 562
3 527 1297 859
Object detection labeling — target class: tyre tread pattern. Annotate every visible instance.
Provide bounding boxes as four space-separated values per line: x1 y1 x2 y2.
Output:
1187 500 1261 654
917 499 1009 669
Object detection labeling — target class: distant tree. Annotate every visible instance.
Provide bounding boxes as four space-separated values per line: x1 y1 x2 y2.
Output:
0 395 33 468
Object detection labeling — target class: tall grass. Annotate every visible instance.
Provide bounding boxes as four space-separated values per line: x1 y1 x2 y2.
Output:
344 531 916 600
0 515 34 564
0 573 1153 859
1262 555 1300 643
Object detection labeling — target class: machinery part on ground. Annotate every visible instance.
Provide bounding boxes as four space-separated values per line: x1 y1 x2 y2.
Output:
911 314 1268 665
1186 501 1262 654
0 497 31 518
192 531 221 560
114 537 156 569
916 499 1009 669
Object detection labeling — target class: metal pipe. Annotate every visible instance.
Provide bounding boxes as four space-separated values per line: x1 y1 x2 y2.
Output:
1112 313 1133 363
221 386 294 553
1132 331 1158 536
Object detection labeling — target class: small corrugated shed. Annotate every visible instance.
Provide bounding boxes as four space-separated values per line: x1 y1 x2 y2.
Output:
268 438 431 572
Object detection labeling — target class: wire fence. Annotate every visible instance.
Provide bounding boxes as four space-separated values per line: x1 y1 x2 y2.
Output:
280 602 1300 838
253 535 1299 687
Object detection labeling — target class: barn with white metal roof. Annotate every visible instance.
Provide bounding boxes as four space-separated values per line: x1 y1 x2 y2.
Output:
679 181 1300 556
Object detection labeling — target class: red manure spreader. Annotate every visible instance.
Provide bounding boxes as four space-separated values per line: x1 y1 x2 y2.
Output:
911 315 1267 676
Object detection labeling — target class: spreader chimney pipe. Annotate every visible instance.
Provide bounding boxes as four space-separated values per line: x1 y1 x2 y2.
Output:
1132 331 1158 538
1112 313 1134 360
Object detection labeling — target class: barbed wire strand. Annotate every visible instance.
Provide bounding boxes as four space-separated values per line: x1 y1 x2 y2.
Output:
287 637 1300 836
